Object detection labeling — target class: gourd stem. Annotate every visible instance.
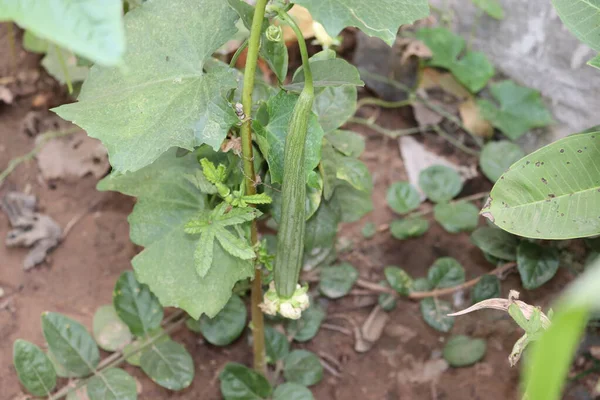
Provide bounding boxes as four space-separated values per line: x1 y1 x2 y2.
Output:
276 10 314 93
239 0 268 375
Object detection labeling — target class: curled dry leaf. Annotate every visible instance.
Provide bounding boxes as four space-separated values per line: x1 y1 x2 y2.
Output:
398 38 432 64
459 98 493 139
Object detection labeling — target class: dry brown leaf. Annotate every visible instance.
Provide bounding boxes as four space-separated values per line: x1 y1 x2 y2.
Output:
419 68 470 101
400 39 432 64
459 98 494 139
0 86 14 104
356 305 389 353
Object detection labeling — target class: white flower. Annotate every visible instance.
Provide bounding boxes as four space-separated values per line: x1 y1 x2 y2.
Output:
294 292 310 311
279 302 302 320
259 282 311 319
312 22 341 49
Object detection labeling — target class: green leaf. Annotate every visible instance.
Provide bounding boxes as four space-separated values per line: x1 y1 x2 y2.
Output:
0 0 125 65
46 349 75 378
442 335 487 367
41 312 100 377
470 0 505 19
378 281 397 311
293 0 429 45
54 0 240 172
287 303 326 342
87 368 137 400
314 87 357 132
219 362 273 400
384 266 413 296
287 58 364 91
477 80 554 140
433 202 479 233
261 37 288 83
427 257 465 289
480 141 525 183
551 0 600 52
416 28 493 92
319 263 359 299
419 165 463 203
390 217 429 239
283 350 324 386
326 130 365 157
482 132 600 239
265 326 290 365
92 305 133 352
273 383 315 400
98 149 253 319
386 182 421 214
333 182 374 222
471 275 501 303
420 298 454 332
412 278 432 292
226 0 257 30
589 54 600 70
22 30 48 54
140 341 194 390
267 173 323 223
304 199 340 269
13 340 57 397
253 91 325 183
470 226 519 260
335 156 373 193
517 242 560 289
42 46 89 85
123 328 169 366
361 222 376 238
194 294 247 346
113 271 163 337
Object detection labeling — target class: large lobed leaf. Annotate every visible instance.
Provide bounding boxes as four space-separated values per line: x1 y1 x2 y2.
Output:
0 0 125 65
552 0 600 52
98 150 253 319
55 0 240 172
293 0 429 46
482 132 600 239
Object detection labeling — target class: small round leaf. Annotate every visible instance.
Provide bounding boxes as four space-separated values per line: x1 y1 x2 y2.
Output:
283 350 324 386
427 257 465 289
471 227 519 261
384 266 413 296
140 340 194 390
265 325 290 364
480 141 525 183
274 383 315 400
386 182 421 214
411 278 432 292
420 298 454 332
319 263 359 299
361 222 376 238
443 335 487 367
433 202 479 233
87 368 137 400
471 275 501 303
378 281 397 311
390 217 429 239
93 305 133 352
517 242 560 289
419 165 463 203
13 340 57 396
287 303 326 342
123 328 169 366
219 362 273 400
195 294 247 346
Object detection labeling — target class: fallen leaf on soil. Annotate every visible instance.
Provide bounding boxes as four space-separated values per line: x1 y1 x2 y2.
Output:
398 354 449 385
357 305 389 353
35 131 109 182
0 85 13 104
1 192 62 270
420 68 470 101
384 323 417 343
399 38 432 64
459 98 494 139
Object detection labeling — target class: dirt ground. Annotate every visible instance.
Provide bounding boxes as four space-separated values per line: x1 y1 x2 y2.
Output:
0 26 593 400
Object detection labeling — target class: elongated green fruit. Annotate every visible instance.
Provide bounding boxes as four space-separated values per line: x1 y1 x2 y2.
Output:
274 88 314 298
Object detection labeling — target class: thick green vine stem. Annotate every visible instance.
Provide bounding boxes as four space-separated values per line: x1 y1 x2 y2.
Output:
240 0 269 375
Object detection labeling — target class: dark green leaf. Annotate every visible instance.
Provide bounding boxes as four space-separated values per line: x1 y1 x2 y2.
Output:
384 266 413 296
419 165 463 203
333 182 373 223
123 328 169 367
140 340 194 390
477 80 553 140
113 271 163 337
390 217 429 239
54 0 240 172
93 305 133 352
273 383 314 400
319 263 359 299
470 226 519 260
482 132 600 239
13 340 57 396
480 141 525 182
314 86 357 132
195 294 247 346
442 335 487 367
265 326 290 365
517 242 560 289
287 59 364 91
260 37 288 83
325 130 365 157
386 182 421 214
287 303 326 342
451 51 495 93
551 0 600 52
420 298 454 332
283 350 323 386
42 312 99 377
434 202 479 233
87 368 137 400
471 275 501 303
304 199 340 270
470 0 505 19
361 222 376 238
378 281 397 311
219 362 273 400
412 278 432 292
428 257 465 289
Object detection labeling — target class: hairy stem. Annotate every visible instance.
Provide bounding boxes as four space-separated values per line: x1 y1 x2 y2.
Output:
239 0 269 375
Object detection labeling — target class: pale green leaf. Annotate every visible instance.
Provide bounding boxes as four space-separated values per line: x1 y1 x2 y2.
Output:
214 228 256 260
443 335 487 367
92 305 133 352
0 0 125 65
13 340 57 397
193 294 247 346
390 217 429 239
252 91 325 183
384 266 413 296
434 202 479 233
313 86 357 132
477 80 554 140
292 0 430 45
42 46 89 85
470 226 518 260
287 303 326 342
517 242 560 289
325 130 365 157
98 149 253 319
220 363 272 400
113 271 163 337
194 230 216 277
284 350 323 386
470 0 505 19
428 257 465 289
87 368 137 400
420 298 454 332
480 141 525 182
482 132 600 239
471 275 501 303
265 326 290 365
287 58 364 91
419 165 463 203
386 182 420 214
274 383 314 400
333 182 373 222
551 0 600 52
589 54 600 70
319 263 359 299
54 0 240 172
22 30 48 54
140 341 194 390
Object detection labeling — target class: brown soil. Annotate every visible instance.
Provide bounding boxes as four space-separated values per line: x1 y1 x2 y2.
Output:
0 25 593 400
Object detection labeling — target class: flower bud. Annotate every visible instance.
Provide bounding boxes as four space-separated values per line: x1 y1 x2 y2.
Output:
266 25 283 42
259 282 310 320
